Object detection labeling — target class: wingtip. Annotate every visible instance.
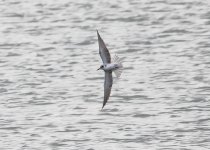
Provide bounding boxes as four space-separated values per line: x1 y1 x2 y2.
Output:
97 30 101 41
101 103 106 110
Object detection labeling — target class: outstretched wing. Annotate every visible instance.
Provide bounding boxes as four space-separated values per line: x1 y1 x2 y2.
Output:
97 30 111 64
102 71 113 109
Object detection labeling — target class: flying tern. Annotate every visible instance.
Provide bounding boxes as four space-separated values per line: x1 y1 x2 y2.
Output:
97 30 123 109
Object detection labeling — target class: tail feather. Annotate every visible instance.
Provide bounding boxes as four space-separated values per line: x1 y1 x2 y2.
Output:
114 68 123 78
112 54 123 78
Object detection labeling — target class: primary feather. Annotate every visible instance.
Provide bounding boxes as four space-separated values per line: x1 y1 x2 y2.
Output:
103 71 113 109
97 30 111 64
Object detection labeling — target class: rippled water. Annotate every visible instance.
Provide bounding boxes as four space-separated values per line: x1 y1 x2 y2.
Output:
0 0 210 149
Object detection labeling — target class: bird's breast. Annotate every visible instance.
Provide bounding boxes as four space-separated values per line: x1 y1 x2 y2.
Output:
104 63 118 71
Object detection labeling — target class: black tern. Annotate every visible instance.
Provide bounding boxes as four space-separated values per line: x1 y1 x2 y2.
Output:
97 30 123 109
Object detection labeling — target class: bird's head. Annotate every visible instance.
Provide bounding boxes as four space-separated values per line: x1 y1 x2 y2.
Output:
97 65 104 70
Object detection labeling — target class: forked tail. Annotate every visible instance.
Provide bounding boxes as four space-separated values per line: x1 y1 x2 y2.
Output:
112 54 124 78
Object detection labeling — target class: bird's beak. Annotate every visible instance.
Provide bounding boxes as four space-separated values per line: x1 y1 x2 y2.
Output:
97 67 100 70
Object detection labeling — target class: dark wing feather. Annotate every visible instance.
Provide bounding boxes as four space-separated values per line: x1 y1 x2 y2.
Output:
102 71 113 109
97 30 111 64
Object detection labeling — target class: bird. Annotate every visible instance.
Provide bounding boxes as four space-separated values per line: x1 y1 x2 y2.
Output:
97 30 123 109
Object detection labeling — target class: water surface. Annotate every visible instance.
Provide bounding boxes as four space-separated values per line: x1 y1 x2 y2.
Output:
0 0 210 149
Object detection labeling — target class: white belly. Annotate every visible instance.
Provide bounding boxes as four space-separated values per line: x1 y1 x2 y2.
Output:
104 63 118 71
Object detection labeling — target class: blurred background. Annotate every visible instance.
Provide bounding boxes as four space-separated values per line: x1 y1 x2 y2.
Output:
0 0 210 149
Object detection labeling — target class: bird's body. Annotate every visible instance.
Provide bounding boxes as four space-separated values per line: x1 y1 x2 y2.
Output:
97 30 123 109
102 63 119 71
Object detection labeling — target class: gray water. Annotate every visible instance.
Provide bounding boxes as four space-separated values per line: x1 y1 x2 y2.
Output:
0 0 210 149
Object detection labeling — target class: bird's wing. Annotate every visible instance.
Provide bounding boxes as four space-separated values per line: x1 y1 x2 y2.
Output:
102 71 113 109
97 30 111 64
